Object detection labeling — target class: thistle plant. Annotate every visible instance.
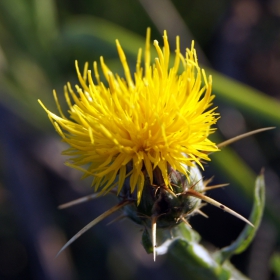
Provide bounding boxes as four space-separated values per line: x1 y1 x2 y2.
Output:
39 29 269 278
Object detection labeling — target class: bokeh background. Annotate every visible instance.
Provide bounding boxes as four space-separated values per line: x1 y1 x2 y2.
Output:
0 0 280 279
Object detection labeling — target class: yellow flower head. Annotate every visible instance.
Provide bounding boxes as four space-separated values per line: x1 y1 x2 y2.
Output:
39 29 219 204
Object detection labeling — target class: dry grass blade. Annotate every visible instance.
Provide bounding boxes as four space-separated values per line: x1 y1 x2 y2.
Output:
185 189 254 227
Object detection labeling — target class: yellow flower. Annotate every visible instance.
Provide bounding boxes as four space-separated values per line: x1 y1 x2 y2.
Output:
39 28 219 204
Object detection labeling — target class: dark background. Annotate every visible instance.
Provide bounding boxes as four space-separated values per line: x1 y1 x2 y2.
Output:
0 0 280 279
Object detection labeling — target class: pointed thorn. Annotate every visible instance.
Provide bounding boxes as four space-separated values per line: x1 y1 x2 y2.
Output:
181 217 192 228
217 127 275 149
195 209 209 218
190 178 204 190
106 214 127 226
202 183 229 192
185 189 254 227
151 215 157 262
203 176 214 187
55 200 132 258
162 185 177 197
58 193 101 209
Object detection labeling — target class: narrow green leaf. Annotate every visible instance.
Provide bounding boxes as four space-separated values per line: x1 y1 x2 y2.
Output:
62 16 154 56
209 68 280 124
270 253 280 278
33 0 58 47
215 171 265 264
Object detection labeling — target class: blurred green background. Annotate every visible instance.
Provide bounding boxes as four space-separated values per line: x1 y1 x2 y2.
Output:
0 0 280 279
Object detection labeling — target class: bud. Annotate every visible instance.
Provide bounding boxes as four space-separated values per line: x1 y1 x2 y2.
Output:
121 164 204 229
